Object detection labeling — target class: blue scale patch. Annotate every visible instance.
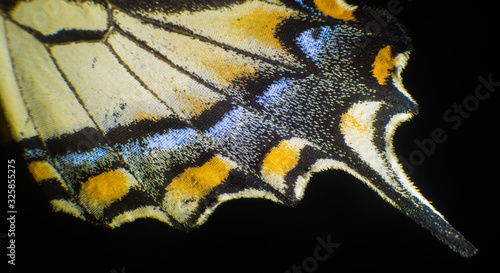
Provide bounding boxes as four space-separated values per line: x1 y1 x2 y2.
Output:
256 77 293 106
296 26 341 62
54 144 120 185
206 107 242 140
57 146 114 167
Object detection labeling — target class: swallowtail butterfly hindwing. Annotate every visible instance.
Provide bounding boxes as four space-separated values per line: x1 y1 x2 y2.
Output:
0 0 477 257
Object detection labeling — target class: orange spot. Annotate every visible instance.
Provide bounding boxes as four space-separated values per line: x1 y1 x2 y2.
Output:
80 168 134 207
132 110 158 121
228 3 297 53
261 139 303 181
27 161 60 183
314 0 356 21
166 156 234 202
171 90 220 119
205 55 257 88
372 45 395 85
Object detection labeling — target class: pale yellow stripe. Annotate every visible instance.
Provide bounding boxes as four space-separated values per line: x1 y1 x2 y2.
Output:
6 21 95 139
114 10 267 90
0 18 37 141
10 0 107 36
149 1 300 66
108 31 223 120
50 42 174 132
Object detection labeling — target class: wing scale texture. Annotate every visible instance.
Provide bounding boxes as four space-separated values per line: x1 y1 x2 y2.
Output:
0 0 476 257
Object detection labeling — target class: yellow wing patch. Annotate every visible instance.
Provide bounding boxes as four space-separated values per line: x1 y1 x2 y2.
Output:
166 156 235 202
27 160 73 194
163 155 236 223
27 160 62 183
107 31 224 120
50 42 175 132
372 45 396 85
0 18 38 142
136 1 301 66
80 168 137 214
204 52 258 87
114 10 266 89
221 2 296 53
261 138 308 193
314 0 356 21
6 20 96 139
9 0 107 36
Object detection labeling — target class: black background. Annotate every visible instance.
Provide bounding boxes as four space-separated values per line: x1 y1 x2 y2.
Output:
1 0 499 272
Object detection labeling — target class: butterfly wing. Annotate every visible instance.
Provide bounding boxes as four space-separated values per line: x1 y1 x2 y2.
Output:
0 0 476 256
